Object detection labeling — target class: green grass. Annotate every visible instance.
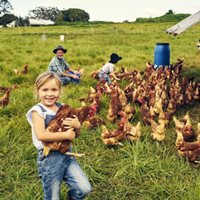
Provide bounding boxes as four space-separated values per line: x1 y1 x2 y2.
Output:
0 22 200 200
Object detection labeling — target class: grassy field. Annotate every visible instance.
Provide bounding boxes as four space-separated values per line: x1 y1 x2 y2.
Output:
0 22 200 200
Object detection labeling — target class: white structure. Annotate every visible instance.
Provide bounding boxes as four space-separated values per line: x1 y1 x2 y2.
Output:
29 19 55 26
6 20 16 28
166 10 200 35
60 35 65 42
41 34 47 41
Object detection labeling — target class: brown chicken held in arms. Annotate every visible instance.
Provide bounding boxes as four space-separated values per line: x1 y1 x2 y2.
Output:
43 104 90 156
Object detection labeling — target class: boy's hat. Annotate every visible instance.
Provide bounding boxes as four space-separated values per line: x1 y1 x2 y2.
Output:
110 53 122 63
53 45 67 54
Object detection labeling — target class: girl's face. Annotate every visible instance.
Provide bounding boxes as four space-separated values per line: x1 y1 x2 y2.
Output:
37 79 61 107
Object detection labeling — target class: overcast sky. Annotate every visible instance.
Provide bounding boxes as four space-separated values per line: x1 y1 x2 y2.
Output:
9 0 200 22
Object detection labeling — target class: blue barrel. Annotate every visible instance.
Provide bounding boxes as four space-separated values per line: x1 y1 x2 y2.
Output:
154 43 170 68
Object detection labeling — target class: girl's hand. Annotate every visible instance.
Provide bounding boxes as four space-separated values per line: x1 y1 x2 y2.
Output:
63 115 81 129
66 128 76 141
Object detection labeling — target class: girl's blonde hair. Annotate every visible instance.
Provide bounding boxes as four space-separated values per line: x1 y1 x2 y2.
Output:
35 71 61 91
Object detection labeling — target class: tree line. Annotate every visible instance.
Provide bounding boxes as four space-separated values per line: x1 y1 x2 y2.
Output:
135 10 190 23
0 0 90 26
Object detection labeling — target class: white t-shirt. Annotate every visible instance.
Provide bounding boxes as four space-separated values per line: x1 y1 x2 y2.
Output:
101 63 114 74
26 103 57 150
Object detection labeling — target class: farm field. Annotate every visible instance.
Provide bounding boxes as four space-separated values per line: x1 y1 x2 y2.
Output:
0 22 200 200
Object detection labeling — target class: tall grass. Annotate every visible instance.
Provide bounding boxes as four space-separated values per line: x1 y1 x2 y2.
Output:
0 22 200 200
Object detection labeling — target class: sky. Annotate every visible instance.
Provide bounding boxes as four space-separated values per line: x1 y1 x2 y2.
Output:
9 0 200 22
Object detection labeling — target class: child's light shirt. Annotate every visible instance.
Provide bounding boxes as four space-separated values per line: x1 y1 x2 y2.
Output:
26 103 57 150
101 62 114 74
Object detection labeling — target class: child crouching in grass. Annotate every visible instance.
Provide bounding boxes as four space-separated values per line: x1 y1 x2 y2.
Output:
26 71 92 200
98 53 122 84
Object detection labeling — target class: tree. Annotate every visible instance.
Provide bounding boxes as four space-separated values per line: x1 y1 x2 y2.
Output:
28 7 61 21
0 0 13 14
61 8 89 22
166 10 174 15
0 13 16 25
15 16 30 26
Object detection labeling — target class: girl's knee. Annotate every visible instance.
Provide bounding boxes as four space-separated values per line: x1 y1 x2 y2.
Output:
72 182 92 199
82 182 92 196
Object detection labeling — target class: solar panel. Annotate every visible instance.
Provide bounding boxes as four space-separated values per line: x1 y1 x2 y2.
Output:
166 10 200 35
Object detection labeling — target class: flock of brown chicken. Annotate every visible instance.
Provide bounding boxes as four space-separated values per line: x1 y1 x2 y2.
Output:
1 61 200 162
87 59 200 162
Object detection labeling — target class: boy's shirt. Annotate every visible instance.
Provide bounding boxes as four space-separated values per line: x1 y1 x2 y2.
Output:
48 56 70 76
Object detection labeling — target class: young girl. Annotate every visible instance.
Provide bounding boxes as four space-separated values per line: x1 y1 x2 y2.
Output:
26 71 92 200
98 53 122 84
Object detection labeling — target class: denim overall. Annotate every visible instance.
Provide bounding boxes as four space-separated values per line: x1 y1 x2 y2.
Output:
98 70 111 84
36 103 92 200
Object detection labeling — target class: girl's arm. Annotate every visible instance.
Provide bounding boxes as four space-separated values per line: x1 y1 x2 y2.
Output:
32 111 75 142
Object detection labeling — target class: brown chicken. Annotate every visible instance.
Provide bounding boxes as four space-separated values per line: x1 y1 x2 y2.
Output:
21 64 28 74
0 88 11 107
179 141 200 162
145 62 154 78
90 70 100 80
152 98 163 114
148 89 156 107
126 122 141 141
140 101 153 125
124 82 134 102
150 119 166 141
107 88 122 121
0 86 10 93
14 64 28 75
43 104 91 156
0 84 18 93
124 103 135 120
181 112 195 141
83 116 104 129
101 125 124 146
172 59 183 76
197 123 200 140
194 86 200 101
158 110 171 125
174 114 200 162
117 86 127 108
166 99 176 114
